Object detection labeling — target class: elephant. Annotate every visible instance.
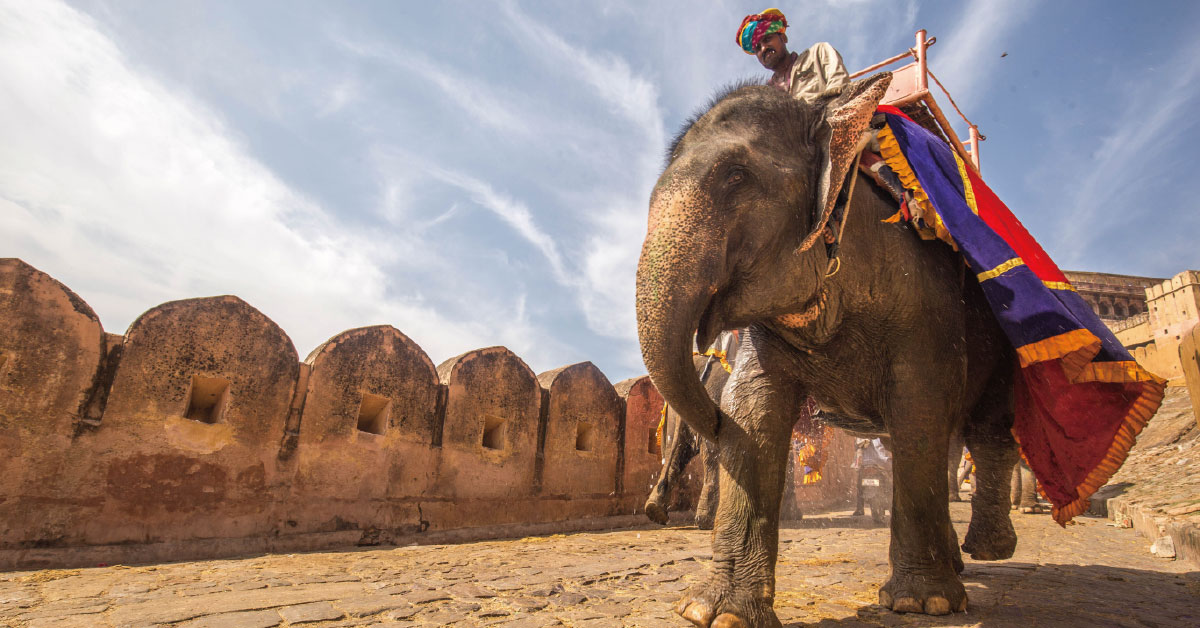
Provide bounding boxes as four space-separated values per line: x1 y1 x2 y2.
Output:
635 74 1021 626
645 333 804 529
645 352 724 529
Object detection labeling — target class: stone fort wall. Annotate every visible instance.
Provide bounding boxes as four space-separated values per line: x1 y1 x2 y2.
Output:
0 259 667 569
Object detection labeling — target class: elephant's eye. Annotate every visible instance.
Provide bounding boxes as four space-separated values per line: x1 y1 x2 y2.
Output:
725 168 747 187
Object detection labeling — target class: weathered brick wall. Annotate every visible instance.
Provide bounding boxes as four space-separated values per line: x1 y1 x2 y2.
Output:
616 376 665 504
0 259 661 568
0 259 108 548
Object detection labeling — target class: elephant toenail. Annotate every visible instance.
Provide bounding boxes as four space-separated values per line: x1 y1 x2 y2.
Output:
712 613 749 628
925 596 952 615
957 596 969 612
681 602 715 625
878 590 894 608
893 596 924 613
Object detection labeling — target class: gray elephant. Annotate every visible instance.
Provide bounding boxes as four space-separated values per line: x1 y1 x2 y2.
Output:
645 332 804 529
635 74 1020 626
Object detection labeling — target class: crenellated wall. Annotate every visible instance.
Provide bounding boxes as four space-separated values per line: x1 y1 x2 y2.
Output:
0 259 665 569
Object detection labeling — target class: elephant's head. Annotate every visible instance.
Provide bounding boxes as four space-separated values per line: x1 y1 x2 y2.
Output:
635 74 890 441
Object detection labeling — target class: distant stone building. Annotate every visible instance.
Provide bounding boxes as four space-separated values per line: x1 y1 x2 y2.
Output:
1069 269 1200 383
1063 270 1163 322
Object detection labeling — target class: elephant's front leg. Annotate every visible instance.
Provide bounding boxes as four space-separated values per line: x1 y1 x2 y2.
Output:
879 361 967 615
675 332 800 628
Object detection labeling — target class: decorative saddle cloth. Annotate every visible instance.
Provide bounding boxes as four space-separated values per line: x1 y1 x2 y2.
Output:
873 105 1165 525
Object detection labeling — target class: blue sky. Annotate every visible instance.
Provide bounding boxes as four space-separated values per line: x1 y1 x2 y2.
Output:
2 0 1198 383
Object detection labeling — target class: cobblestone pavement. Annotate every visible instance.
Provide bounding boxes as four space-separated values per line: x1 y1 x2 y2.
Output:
2 503 1197 628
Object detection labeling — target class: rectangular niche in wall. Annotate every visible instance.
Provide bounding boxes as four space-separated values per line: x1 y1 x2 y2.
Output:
575 420 595 452
482 416 506 450
357 392 391 435
185 375 230 424
647 426 661 456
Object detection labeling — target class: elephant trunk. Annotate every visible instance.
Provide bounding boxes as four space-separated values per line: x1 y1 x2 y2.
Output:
635 192 723 442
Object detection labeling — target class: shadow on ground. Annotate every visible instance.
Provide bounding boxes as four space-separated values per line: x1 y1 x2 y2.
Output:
779 562 1199 628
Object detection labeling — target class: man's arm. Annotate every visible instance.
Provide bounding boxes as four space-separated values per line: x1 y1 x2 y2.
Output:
788 42 851 104
811 41 850 98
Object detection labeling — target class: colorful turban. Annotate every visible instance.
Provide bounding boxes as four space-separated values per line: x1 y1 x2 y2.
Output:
737 8 788 54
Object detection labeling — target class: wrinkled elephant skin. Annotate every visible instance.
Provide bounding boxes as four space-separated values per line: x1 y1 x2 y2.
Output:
635 78 1020 626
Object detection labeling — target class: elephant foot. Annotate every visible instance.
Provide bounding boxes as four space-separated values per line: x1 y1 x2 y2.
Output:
961 513 1018 560
694 511 715 530
674 576 781 628
879 570 967 616
645 498 670 526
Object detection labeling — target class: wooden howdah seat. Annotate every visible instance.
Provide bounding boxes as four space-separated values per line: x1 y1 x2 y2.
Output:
851 30 982 173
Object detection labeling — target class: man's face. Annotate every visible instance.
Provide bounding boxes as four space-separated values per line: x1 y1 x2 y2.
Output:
755 32 788 70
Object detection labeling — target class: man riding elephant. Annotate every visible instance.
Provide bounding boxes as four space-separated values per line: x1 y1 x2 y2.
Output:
738 8 848 103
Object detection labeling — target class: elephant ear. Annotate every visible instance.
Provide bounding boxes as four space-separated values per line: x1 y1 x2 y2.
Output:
800 72 893 253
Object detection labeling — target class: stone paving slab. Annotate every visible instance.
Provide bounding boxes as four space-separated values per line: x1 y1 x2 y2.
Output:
1 503 1197 627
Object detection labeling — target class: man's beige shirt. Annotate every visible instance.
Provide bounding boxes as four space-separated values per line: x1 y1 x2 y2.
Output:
784 42 850 104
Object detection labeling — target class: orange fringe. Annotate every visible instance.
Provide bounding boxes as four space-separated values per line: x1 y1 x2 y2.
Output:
876 124 956 248
1013 328 1099 371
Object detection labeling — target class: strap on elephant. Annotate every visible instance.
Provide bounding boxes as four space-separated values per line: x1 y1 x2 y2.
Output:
823 150 862 278
823 114 897 277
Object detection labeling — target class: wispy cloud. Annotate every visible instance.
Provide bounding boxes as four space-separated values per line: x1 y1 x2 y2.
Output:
498 0 666 346
929 0 1038 111
429 167 572 285
1050 34 1200 266
0 0 534 365
332 35 533 137
499 0 665 171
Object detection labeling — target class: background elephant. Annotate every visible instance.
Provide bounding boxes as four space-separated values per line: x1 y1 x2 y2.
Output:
645 332 804 529
645 352 724 529
636 75 1020 627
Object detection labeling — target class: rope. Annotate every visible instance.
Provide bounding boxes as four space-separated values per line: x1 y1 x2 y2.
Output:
825 150 863 277
656 348 732 450
656 402 667 450
694 348 733 373
927 68 981 138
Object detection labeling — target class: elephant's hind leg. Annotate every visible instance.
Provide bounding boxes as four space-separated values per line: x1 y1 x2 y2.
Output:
645 412 699 525
961 366 1020 560
674 328 795 628
878 360 967 616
